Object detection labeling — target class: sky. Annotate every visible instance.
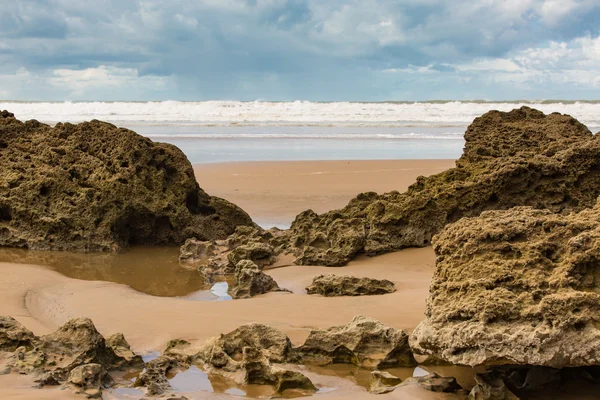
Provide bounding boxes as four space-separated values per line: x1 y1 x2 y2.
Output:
0 0 599 101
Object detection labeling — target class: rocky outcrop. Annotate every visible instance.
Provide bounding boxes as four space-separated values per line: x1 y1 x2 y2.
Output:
306 274 395 297
134 354 183 395
0 111 253 252
230 260 286 299
0 316 142 397
297 316 416 368
410 200 600 368
183 107 600 267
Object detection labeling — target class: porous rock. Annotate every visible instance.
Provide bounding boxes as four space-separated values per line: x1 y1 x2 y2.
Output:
194 323 296 372
193 107 600 267
468 371 519 400
0 316 142 396
410 200 600 368
0 111 253 251
306 274 395 297
134 354 182 396
297 315 416 368
230 260 286 299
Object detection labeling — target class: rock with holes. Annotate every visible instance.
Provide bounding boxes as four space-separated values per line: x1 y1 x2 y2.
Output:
410 200 600 368
306 274 395 297
194 323 297 373
0 316 36 351
0 316 142 398
468 371 520 400
297 316 416 368
134 354 182 395
0 111 253 251
196 107 600 267
230 260 286 299
67 363 114 391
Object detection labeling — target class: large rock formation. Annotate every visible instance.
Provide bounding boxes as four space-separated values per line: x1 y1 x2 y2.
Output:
182 107 600 267
410 200 600 368
0 111 253 252
306 274 396 297
297 316 416 368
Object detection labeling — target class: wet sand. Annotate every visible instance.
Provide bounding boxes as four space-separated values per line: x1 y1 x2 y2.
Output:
194 159 455 227
0 159 457 399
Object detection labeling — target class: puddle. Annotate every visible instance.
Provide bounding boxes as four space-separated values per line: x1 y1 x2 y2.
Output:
169 365 213 392
305 363 481 391
0 246 234 298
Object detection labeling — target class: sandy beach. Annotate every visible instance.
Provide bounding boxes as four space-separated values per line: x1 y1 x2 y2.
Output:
194 159 455 227
0 159 455 399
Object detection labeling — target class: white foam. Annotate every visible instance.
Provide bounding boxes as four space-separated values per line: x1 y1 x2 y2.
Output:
1 100 599 129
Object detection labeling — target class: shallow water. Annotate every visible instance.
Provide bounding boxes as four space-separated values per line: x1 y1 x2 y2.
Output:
0 246 234 298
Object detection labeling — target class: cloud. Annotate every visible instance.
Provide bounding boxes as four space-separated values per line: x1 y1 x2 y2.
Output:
0 0 599 100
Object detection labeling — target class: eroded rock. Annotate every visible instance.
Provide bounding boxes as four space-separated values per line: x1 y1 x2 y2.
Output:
188 107 600 267
306 274 395 297
0 112 253 252
0 316 142 397
194 323 296 372
468 371 519 400
410 200 600 368
230 260 286 299
298 316 416 368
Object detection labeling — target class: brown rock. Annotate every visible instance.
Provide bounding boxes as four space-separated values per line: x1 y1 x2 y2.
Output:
230 260 286 299
306 274 395 297
194 323 296 372
410 200 600 368
0 112 253 251
401 372 462 393
67 363 114 390
298 316 416 368
134 354 182 396
0 316 36 351
106 333 144 368
369 370 402 394
468 371 520 400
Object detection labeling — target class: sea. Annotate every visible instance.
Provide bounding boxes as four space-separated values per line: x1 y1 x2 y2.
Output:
2 100 599 163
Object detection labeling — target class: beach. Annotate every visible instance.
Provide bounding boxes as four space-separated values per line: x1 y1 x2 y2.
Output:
0 159 454 400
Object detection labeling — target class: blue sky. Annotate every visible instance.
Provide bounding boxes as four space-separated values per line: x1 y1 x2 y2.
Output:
1 0 599 101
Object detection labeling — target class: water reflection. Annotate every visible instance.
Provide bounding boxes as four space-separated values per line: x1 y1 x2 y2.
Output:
0 246 233 297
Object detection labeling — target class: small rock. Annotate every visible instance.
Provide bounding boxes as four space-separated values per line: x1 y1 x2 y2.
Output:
230 260 286 299
298 315 416 368
228 242 275 269
469 371 519 400
370 370 402 394
306 274 395 297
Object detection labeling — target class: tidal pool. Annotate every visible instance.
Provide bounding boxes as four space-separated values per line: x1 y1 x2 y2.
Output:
0 246 234 298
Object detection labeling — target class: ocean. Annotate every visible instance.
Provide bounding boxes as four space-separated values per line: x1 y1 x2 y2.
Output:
2 100 599 163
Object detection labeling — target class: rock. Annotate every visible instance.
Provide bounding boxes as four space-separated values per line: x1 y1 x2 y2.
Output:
298 316 416 368
410 201 600 368
401 372 462 393
0 316 36 351
230 260 286 299
0 316 142 393
194 323 296 372
306 274 395 297
178 238 216 264
134 354 181 395
40 318 131 375
228 242 275 269
67 363 114 390
0 112 253 251
369 370 402 394
106 333 144 368
468 371 519 400
196 107 600 267
275 369 317 394
241 347 315 394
